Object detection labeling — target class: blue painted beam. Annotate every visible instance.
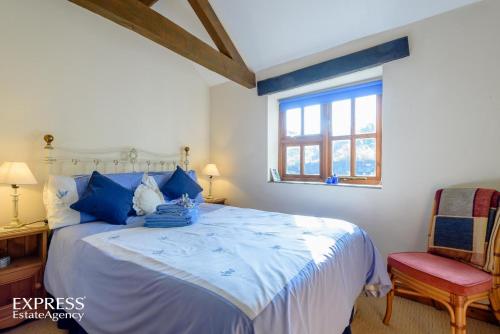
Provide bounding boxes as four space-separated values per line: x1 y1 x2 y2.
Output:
257 36 409 96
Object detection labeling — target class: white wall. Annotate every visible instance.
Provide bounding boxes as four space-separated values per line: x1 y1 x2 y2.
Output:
0 0 210 225
210 0 500 258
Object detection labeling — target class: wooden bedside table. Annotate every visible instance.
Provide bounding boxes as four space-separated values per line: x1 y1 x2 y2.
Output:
204 197 227 205
0 224 48 329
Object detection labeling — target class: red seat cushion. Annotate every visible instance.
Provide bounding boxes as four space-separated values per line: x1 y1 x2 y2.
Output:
388 252 492 296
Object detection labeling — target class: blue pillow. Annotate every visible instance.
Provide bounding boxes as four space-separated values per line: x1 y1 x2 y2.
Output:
70 171 135 225
74 172 145 223
153 170 204 203
160 166 203 200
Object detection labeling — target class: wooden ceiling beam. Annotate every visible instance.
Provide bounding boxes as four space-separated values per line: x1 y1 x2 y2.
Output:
188 0 245 66
138 0 159 7
69 0 256 88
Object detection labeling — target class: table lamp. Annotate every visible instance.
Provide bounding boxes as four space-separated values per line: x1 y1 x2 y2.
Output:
0 162 37 228
202 163 220 200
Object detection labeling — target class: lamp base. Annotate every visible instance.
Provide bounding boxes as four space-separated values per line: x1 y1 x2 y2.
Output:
7 185 22 229
207 176 214 200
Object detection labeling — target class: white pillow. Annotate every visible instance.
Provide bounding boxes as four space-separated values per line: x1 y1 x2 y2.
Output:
133 174 165 215
43 175 81 229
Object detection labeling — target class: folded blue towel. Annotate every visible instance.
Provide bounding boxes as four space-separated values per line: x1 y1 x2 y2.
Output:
152 209 198 219
144 220 191 228
145 215 197 223
156 205 187 213
144 206 199 228
156 203 189 211
146 209 198 218
156 204 196 216
156 210 193 217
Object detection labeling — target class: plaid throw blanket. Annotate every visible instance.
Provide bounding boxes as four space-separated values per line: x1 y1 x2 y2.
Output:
485 209 500 272
428 188 499 270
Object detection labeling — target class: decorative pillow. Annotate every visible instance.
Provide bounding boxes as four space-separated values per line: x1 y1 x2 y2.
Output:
74 172 144 195
44 172 145 229
160 166 203 200
428 188 499 269
133 174 165 215
153 170 204 203
74 171 204 202
186 171 205 203
70 171 135 225
43 170 204 229
43 175 82 229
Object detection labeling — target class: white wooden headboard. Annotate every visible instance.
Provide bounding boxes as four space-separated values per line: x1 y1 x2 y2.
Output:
42 134 190 176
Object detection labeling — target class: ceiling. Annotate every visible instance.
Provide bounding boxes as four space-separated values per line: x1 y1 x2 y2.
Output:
154 0 480 86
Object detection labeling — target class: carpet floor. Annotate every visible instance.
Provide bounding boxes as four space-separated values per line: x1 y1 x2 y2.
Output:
2 296 499 333
352 296 499 334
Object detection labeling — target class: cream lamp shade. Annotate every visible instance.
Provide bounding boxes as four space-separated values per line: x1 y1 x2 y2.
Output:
0 162 37 185
202 164 219 200
202 164 220 177
0 162 37 229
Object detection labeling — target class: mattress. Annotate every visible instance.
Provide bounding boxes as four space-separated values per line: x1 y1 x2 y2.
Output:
44 204 390 334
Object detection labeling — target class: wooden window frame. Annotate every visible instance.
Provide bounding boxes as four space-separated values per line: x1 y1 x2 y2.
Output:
278 94 382 185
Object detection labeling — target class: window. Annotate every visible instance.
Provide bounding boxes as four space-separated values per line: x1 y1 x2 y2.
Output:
278 80 382 185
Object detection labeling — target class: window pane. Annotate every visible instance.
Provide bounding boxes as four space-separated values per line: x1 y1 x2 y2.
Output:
303 104 321 135
355 95 377 134
286 108 301 137
332 140 351 176
286 146 300 175
355 138 376 176
304 145 320 175
331 99 351 136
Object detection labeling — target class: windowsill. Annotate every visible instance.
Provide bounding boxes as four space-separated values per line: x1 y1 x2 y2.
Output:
268 180 382 189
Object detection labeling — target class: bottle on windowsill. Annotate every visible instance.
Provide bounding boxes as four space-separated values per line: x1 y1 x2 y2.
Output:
325 174 339 185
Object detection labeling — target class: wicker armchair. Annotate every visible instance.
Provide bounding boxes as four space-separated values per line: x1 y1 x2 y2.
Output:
383 188 500 334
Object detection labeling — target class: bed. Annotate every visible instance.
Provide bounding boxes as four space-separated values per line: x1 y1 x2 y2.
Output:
41 135 391 334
